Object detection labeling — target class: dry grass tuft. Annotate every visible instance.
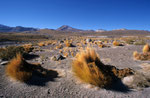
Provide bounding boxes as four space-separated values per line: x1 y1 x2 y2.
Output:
22 44 33 53
133 51 139 57
5 53 32 82
72 48 134 87
72 48 112 87
65 41 73 47
56 44 63 49
98 44 106 48
113 41 121 46
133 44 150 60
133 52 150 60
63 52 69 57
38 42 45 47
143 44 150 53
5 53 58 82
0 46 25 60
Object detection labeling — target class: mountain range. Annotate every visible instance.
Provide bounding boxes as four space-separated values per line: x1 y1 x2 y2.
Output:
0 24 37 32
0 24 149 33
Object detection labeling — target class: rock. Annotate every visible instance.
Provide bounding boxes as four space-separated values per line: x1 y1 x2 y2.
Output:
51 55 65 61
86 39 92 43
0 59 2 63
0 61 9 65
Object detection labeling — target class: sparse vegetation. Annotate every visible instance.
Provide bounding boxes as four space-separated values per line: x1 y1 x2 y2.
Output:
143 44 150 53
72 48 134 87
65 41 73 47
5 53 58 82
0 33 48 42
56 44 63 49
38 42 45 47
22 44 34 53
113 41 122 46
0 46 26 60
133 52 150 60
5 53 33 82
134 40 145 45
133 44 150 60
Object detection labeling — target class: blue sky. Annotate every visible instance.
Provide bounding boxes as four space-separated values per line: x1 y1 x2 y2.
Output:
0 0 150 30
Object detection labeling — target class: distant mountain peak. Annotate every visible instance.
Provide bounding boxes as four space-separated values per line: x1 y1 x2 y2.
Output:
96 29 106 32
57 25 74 30
113 28 127 31
56 25 83 32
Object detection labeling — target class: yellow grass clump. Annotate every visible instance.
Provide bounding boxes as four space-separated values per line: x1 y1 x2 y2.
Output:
65 42 73 47
98 44 105 48
72 48 112 87
56 44 63 49
133 44 150 60
63 52 69 57
5 53 33 82
133 51 139 59
38 42 45 47
113 41 120 46
59 49 63 53
72 48 134 87
5 53 58 82
22 44 33 53
143 44 150 53
133 52 150 60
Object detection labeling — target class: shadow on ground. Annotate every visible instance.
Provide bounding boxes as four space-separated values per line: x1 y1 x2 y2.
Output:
105 79 131 93
101 64 134 93
23 53 39 60
26 64 59 86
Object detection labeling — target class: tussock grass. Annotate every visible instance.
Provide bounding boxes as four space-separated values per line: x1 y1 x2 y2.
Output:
113 41 122 46
22 44 34 53
133 52 150 60
0 46 25 60
72 48 134 87
133 44 150 60
38 42 45 47
134 40 145 45
72 48 111 87
5 53 33 82
65 40 74 47
56 44 63 49
143 44 150 53
5 53 58 82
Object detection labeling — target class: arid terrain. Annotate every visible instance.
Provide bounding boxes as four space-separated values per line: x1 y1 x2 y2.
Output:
1 30 150 98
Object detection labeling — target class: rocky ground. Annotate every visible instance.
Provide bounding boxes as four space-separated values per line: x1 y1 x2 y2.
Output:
1 41 150 98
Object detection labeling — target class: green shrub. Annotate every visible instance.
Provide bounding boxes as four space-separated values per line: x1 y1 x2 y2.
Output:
0 46 26 60
134 40 145 45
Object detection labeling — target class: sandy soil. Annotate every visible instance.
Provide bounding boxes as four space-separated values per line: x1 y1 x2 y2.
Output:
1 44 150 98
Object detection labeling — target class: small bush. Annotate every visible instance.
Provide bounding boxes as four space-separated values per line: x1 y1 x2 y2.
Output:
56 44 63 49
5 53 58 82
143 44 150 53
0 46 25 60
134 40 145 45
113 41 122 46
133 45 150 60
63 52 69 57
72 48 134 87
125 39 135 45
38 42 45 47
5 53 32 82
72 48 112 87
133 52 150 60
65 42 73 47
22 44 34 53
